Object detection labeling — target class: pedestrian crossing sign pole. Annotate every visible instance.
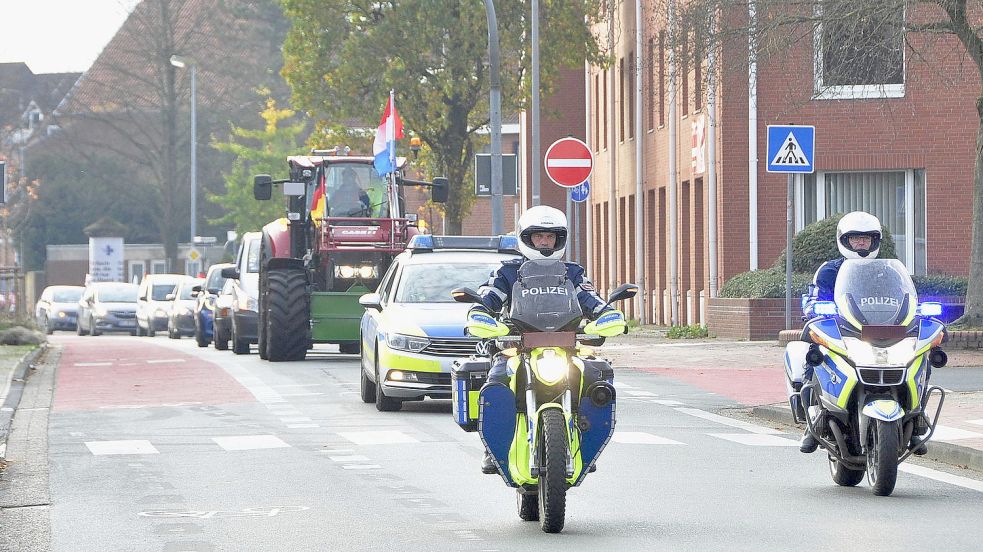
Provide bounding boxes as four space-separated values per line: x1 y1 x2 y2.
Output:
767 125 816 331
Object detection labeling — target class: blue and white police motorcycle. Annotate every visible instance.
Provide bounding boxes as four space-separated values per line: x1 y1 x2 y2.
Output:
785 259 948 496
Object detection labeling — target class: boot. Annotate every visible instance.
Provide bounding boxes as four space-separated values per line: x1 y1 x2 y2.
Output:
799 430 819 454
481 451 498 474
911 436 929 456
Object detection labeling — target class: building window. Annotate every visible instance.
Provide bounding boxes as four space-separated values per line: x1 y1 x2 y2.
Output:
659 31 665 127
694 29 703 111
815 0 904 99
603 69 608 149
681 25 689 117
151 260 167 274
796 169 926 273
128 261 145 284
619 57 626 142
628 52 635 139
594 74 600 151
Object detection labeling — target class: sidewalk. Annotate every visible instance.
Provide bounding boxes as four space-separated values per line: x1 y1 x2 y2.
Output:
0 345 45 462
602 327 983 472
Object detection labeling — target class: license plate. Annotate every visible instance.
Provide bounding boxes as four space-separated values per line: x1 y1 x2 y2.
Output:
118 320 135 327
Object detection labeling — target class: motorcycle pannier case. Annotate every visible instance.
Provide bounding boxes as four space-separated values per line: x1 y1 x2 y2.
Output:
452 358 490 431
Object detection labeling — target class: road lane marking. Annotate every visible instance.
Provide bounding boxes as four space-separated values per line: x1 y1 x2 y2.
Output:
211 435 290 451
611 432 685 445
675 407 782 434
329 455 371 462
74 362 113 367
85 440 159 455
651 399 686 406
339 430 419 445
280 392 324 397
341 464 382 470
899 464 983 493
146 359 186 364
708 433 799 446
967 419 983 427
932 425 983 441
623 390 657 397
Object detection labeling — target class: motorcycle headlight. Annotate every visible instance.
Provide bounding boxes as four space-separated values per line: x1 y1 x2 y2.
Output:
535 350 568 384
386 333 430 353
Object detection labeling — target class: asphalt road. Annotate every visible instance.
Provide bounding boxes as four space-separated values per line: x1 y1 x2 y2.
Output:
2 335 982 551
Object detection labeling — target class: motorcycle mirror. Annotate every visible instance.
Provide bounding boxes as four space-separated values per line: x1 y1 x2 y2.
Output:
451 286 482 304
606 283 639 304
253 174 273 201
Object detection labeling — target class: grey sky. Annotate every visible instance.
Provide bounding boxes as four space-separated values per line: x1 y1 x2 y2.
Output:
0 0 140 74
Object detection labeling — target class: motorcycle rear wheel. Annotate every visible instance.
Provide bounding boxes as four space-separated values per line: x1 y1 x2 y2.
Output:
537 408 568 533
867 419 900 496
828 454 864 487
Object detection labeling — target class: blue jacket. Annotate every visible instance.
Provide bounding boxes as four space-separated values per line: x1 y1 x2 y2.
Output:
478 258 610 318
803 257 845 316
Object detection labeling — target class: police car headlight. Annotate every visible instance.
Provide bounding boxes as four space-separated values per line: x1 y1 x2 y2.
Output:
387 333 430 353
57 311 67 318
388 370 419 382
536 350 567 383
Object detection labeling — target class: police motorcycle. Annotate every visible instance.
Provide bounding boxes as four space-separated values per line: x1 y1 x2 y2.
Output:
786 258 947 496
451 260 635 533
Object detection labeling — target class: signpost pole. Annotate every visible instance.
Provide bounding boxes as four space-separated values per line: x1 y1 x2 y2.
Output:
786 173 794 330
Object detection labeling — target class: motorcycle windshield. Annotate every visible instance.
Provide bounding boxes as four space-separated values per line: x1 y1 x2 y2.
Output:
833 259 916 327
507 260 583 332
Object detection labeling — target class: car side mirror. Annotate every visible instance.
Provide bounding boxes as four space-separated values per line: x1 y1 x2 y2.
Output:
165 293 176 301
221 267 240 280
192 285 203 293
254 174 273 201
430 177 449 203
359 293 383 311
451 287 482 304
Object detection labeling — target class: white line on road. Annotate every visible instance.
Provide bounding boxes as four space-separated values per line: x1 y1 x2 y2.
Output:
708 433 800 447
932 425 983 441
967 419 983 427
286 424 320 429
280 392 324 397
211 435 290 451
675 407 782 435
85 440 160 455
612 432 685 445
146 359 185 364
651 399 686 406
329 455 371 462
341 464 382 470
339 430 419 445
900 464 983 493
74 362 113 366
623 390 657 397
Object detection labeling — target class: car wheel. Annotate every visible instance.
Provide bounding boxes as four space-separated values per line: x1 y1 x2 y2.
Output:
195 318 209 348
214 324 229 351
375 351 402 412
90 317 102 337
231 318 249 355
76 318 88 336
43 316 53 335
168 320 179 339
360 343 377 403
147 321 156 338
129 330 137 336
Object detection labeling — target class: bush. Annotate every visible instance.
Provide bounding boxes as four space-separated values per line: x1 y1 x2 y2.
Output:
772 213 897 274
912 274 968 298
0 326 46 346
666 324 708 339
719 268 813 299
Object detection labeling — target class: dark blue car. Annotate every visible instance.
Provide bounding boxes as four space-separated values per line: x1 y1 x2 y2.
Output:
193 263 232 347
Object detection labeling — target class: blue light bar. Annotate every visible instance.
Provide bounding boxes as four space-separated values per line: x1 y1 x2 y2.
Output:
407 234 519 253
813 301 837 316
919 302 943 317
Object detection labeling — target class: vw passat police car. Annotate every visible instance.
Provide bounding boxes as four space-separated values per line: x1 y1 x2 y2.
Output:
358 235 520 411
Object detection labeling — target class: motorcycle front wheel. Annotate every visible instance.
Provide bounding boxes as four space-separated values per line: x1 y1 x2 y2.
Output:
867 419 900 496
538 408 568 533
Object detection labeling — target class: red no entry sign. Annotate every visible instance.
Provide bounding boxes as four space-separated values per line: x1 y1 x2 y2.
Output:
544 137 593 188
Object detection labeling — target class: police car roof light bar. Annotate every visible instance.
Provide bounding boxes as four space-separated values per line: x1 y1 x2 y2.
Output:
407 235 520 254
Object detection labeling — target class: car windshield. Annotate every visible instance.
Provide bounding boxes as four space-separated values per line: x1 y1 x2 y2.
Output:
833 259 916 326
97 286 138 303
206 268 228 292
323 163 390 218
152 284 177 301
178 283 198 300
53 289 83 302
395 262 503 303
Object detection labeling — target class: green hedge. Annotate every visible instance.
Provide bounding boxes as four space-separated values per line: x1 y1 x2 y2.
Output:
912 274 968 298
719 268 813 299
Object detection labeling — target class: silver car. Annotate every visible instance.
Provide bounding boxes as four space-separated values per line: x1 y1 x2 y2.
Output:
35 285 84 334
166 278 204 339
76 282 140 336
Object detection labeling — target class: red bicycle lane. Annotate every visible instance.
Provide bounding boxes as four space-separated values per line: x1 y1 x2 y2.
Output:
52 337 255 411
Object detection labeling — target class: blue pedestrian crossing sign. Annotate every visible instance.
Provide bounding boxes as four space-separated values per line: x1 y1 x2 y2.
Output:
766 125 815 174
570 180 590 203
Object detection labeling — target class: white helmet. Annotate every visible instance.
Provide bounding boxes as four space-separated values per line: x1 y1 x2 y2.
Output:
516 205 568 261
836 211 882 259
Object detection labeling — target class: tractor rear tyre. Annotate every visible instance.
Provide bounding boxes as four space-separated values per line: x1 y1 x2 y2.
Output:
265 267 310 362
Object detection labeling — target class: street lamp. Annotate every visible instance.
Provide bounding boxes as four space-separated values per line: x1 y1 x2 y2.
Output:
169 54 197 243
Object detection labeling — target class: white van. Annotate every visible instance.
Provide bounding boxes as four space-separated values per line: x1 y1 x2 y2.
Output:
136 273 191 337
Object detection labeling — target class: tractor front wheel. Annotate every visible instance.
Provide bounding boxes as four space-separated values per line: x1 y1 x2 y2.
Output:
265 267 310 362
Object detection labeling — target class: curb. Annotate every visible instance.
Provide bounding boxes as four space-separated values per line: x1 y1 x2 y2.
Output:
0 344 47 460
778 329 983 348
751 403 983 473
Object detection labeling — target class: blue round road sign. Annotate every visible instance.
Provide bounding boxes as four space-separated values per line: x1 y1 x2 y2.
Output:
570 180 590 203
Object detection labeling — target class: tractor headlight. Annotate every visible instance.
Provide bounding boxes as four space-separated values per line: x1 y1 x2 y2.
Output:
335 265 377 279
536 350 567 384
386 333 430 353
335 265 357 279
357 265 377 279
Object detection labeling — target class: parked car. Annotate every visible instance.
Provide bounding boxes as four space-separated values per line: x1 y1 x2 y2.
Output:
358 235 521 411
192 263 232 347
76 282 140 336
222 232 261 355
35 285 84 333
136 273 187 337
166 277 204 339
212 278 235 351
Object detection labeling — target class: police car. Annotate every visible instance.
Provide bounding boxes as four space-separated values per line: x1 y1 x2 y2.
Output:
358 235 521 411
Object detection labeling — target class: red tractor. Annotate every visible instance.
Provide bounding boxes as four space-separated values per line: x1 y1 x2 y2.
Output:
252 148 447 361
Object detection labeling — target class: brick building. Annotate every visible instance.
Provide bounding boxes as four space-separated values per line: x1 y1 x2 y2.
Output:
584 2 980 325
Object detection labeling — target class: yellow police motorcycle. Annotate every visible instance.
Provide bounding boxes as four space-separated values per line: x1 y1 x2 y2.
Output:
792 259 947 496
452 260 635 533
